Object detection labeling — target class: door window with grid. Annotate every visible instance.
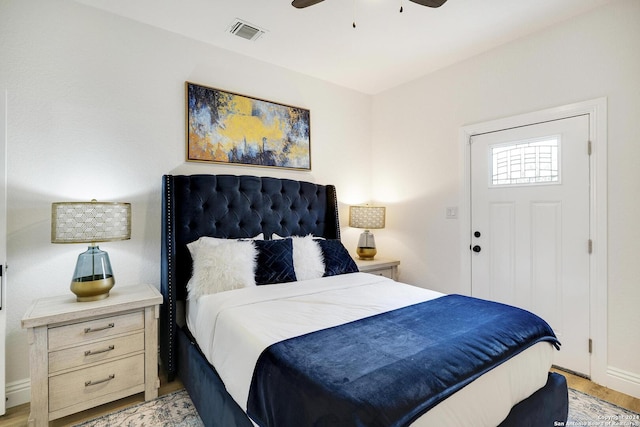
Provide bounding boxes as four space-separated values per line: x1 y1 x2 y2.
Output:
490 136 559 187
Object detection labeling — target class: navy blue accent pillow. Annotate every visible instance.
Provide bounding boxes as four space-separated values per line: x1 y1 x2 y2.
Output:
253 239 297 285
316 239 359 277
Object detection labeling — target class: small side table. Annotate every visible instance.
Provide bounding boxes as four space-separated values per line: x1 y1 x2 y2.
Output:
355 258 400 281
21 283 162 427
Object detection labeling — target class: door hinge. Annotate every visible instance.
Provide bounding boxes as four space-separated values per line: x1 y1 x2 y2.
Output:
588 239 593 254
587 140 592 156
589 338 593 354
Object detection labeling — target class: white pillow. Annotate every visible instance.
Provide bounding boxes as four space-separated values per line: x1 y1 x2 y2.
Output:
186 233 264 254
186 239 257 300
273 234 325 281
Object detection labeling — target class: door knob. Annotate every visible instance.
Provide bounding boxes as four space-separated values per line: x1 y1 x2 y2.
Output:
474 231 481 238
472 245 481 253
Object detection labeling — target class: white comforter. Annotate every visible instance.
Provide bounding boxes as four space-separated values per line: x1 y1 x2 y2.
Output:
187 272 554 427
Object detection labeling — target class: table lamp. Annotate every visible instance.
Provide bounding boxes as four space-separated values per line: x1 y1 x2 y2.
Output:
349 205 386 260
51 200 131 301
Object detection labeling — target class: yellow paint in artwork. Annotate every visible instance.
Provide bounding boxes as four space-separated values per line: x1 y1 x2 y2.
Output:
218 112 284 144
213 143 229 162
288 143 308 157
228 95 253 116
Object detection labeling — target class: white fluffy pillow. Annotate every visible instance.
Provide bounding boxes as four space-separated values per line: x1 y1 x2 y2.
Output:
273 234 325 281
186 233 264 254
186 239 257 300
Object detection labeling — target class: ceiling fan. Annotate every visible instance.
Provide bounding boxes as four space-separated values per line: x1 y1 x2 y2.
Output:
292 0 448 9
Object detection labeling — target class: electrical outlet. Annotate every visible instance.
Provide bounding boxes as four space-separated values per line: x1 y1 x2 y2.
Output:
446 207 458 219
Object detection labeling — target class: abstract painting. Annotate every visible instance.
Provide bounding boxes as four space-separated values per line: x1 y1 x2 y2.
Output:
186 82 311 170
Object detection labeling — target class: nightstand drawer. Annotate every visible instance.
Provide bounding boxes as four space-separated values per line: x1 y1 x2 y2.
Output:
48 311 144 351
368 268 395 279
355 258 400 281
48 353 145 412
49 331 145 373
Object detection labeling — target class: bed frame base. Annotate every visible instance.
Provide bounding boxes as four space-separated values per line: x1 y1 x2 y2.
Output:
177 326 254 427
177 323 568 427
499 371 568 426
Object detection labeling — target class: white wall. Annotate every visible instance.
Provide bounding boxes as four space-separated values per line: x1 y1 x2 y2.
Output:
372 0 640 396
0 0 372 406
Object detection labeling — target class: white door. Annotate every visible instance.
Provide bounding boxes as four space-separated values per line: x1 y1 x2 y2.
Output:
470 114 590 376
0 89 7 415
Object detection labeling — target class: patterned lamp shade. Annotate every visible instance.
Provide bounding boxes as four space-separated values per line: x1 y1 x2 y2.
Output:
349 206 386 230
51 200 131 244
51 200 131 302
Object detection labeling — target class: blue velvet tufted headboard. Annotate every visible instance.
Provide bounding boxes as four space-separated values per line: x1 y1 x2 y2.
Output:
160 174 341 379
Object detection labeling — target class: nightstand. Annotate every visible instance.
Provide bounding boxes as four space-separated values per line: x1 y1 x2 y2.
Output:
355 258 400 281
21 283 162 427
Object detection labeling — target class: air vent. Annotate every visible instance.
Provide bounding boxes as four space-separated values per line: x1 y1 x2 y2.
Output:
228 19 266 41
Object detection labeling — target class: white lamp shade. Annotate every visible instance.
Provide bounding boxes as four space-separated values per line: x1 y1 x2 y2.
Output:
51 201 131 244
349 206 386 230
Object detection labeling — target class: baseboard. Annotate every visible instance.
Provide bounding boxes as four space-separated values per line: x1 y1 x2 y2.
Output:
6 378 30 409
606 366 640 399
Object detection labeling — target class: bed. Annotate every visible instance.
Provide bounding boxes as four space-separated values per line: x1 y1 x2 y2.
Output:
160 174 568 427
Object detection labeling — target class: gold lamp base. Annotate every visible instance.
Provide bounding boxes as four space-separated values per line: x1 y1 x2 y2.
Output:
70 276 114 302
356 247 377 260
356 230 377 260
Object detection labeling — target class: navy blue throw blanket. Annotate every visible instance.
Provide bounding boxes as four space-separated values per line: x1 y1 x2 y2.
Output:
247 294 560 427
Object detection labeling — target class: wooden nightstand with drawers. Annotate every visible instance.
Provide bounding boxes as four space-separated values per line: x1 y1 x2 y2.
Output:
21 283 162 427
355 258 400 281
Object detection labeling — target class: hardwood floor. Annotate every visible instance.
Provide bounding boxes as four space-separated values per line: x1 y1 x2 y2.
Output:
551 368 640 414
1 371 638 426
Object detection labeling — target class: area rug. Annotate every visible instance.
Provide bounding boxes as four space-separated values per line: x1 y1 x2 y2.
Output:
75 388 639 427
74 390 203 427
568 388 640 427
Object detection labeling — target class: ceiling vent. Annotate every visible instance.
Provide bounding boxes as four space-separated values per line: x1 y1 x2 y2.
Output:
228 19 266 41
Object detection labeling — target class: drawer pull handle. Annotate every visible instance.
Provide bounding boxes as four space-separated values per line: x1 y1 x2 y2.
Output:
85 374 115 387
84 323 115 333
84 345 115 356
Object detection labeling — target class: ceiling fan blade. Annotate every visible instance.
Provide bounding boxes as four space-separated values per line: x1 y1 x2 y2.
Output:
409 0 448 7
291 0 325 8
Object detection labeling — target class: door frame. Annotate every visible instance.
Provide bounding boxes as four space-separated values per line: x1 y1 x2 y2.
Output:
0 89 6 415
458 98 607 385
